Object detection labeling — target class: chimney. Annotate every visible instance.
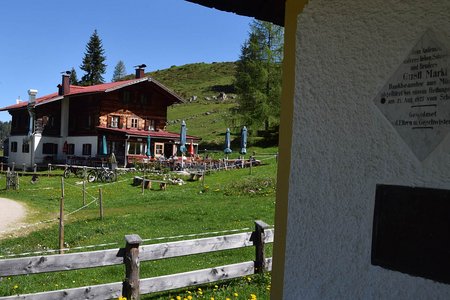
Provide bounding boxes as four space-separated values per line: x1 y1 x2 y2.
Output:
58 72 71 96
28 89 38 103
135 64 146 79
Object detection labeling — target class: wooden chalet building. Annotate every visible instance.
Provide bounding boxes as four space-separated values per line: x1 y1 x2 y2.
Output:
0 67 200 168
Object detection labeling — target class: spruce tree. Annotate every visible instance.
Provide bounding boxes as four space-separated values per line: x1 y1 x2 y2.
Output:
112 60 127 82
233 20 284 131
69 67 78 85
79 30 107 86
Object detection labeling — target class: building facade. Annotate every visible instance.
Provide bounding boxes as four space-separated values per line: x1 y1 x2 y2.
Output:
1 67 200 168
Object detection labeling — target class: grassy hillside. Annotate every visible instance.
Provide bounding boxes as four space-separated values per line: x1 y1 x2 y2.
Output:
148 62 241 148
149 62 237 101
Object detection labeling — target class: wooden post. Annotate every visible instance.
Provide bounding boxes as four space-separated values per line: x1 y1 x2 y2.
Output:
1 162 3 172
123 234 142 300
141 164 145 195
48 163 51 177
33 164 37 173
59 177 65 254
11 162 15 172
99 188 104 220
22 163 26 175
83 180 86 206
249 156 253 175
202 162 206 189
253 220 270 274
16 174 19 190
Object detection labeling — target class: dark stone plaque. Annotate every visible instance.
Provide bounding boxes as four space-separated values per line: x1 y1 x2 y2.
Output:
372 184 450 284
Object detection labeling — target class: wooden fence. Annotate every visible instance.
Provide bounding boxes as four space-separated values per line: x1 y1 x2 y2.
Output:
0 221 273 300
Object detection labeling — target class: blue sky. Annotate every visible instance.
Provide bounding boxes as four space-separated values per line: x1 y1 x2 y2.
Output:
0 0 253 121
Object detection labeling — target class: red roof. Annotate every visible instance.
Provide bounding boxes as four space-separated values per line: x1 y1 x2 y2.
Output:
97 126 201 142
0 77 183 111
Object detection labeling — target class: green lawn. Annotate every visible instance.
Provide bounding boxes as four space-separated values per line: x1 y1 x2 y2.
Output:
0 148 277 299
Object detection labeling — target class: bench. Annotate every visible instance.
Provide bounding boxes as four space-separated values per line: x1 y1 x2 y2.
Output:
188 172 204 181
133 176 167 190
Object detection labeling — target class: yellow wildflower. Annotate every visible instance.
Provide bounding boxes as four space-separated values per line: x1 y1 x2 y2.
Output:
176 296 181 300
187 296 193 300
234 292 239 297
13 285 18 289
250 294 257 299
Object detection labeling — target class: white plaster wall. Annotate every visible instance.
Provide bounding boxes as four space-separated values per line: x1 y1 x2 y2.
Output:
64 136 98 158
8 135 31 167
284 1 450 299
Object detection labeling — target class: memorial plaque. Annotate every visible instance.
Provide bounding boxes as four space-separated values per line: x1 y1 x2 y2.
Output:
374 30 450 160
372 184 450 284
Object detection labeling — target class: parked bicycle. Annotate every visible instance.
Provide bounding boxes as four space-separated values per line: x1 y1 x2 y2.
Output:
87 166 117 183
63 166 87 179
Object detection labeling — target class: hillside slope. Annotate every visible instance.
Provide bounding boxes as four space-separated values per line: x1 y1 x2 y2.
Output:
145 62 239 147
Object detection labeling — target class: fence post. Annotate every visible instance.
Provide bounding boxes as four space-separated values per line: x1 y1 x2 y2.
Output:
253 220 270 274
99 188 103 220
59 177 65 254
34 164 37 173
83 180 86 206
123 234 142 300
48 163 51 177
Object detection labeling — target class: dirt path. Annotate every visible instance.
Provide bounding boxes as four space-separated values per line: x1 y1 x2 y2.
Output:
0 197 27 238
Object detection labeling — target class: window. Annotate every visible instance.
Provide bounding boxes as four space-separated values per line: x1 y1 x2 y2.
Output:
43 143 58 155
10 142 17 152
128 142 142 155
131 118 138 128
22 142 29 153
155 143 164 156
110 116 119 128
82 144 92 156
67 143 75 155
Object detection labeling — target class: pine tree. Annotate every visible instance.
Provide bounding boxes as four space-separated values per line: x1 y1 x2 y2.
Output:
69 67 78 85
233 20 284 131
112 60 127 82
79 30 107 86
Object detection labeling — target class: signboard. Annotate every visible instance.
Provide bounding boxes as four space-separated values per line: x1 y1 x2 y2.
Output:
374 30 450 160
372 184 450 284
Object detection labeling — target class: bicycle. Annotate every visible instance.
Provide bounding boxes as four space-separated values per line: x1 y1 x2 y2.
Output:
88 167 117 183
63 166 87 179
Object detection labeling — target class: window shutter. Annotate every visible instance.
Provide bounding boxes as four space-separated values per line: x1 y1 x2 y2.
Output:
107 116 112 128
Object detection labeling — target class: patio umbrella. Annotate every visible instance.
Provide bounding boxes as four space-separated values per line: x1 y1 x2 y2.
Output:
189 139 194 156
101 135 107 155
146 135 151 157
224 128 232 154
179 120 187 153
240 126 247 155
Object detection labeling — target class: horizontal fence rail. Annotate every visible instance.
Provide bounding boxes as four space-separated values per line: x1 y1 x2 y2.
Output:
0 221 273 300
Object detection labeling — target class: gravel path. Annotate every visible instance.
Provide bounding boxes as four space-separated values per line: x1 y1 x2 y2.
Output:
0 197 26 237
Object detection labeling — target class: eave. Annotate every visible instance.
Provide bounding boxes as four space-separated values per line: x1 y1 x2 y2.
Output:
185 0 286 26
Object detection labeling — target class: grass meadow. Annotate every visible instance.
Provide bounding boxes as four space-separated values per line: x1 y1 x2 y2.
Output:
0 148 277 299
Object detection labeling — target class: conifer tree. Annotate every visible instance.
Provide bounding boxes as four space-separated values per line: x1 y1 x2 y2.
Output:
233 20 284 131
79 30 107 86
69 67 78 85
112 60 127 82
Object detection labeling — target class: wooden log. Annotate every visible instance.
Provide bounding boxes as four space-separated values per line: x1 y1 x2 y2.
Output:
0 281 123 300
0 248 125 276
140 261 255 294
123 234 142 300
139 232 253 261
0 229 274 277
